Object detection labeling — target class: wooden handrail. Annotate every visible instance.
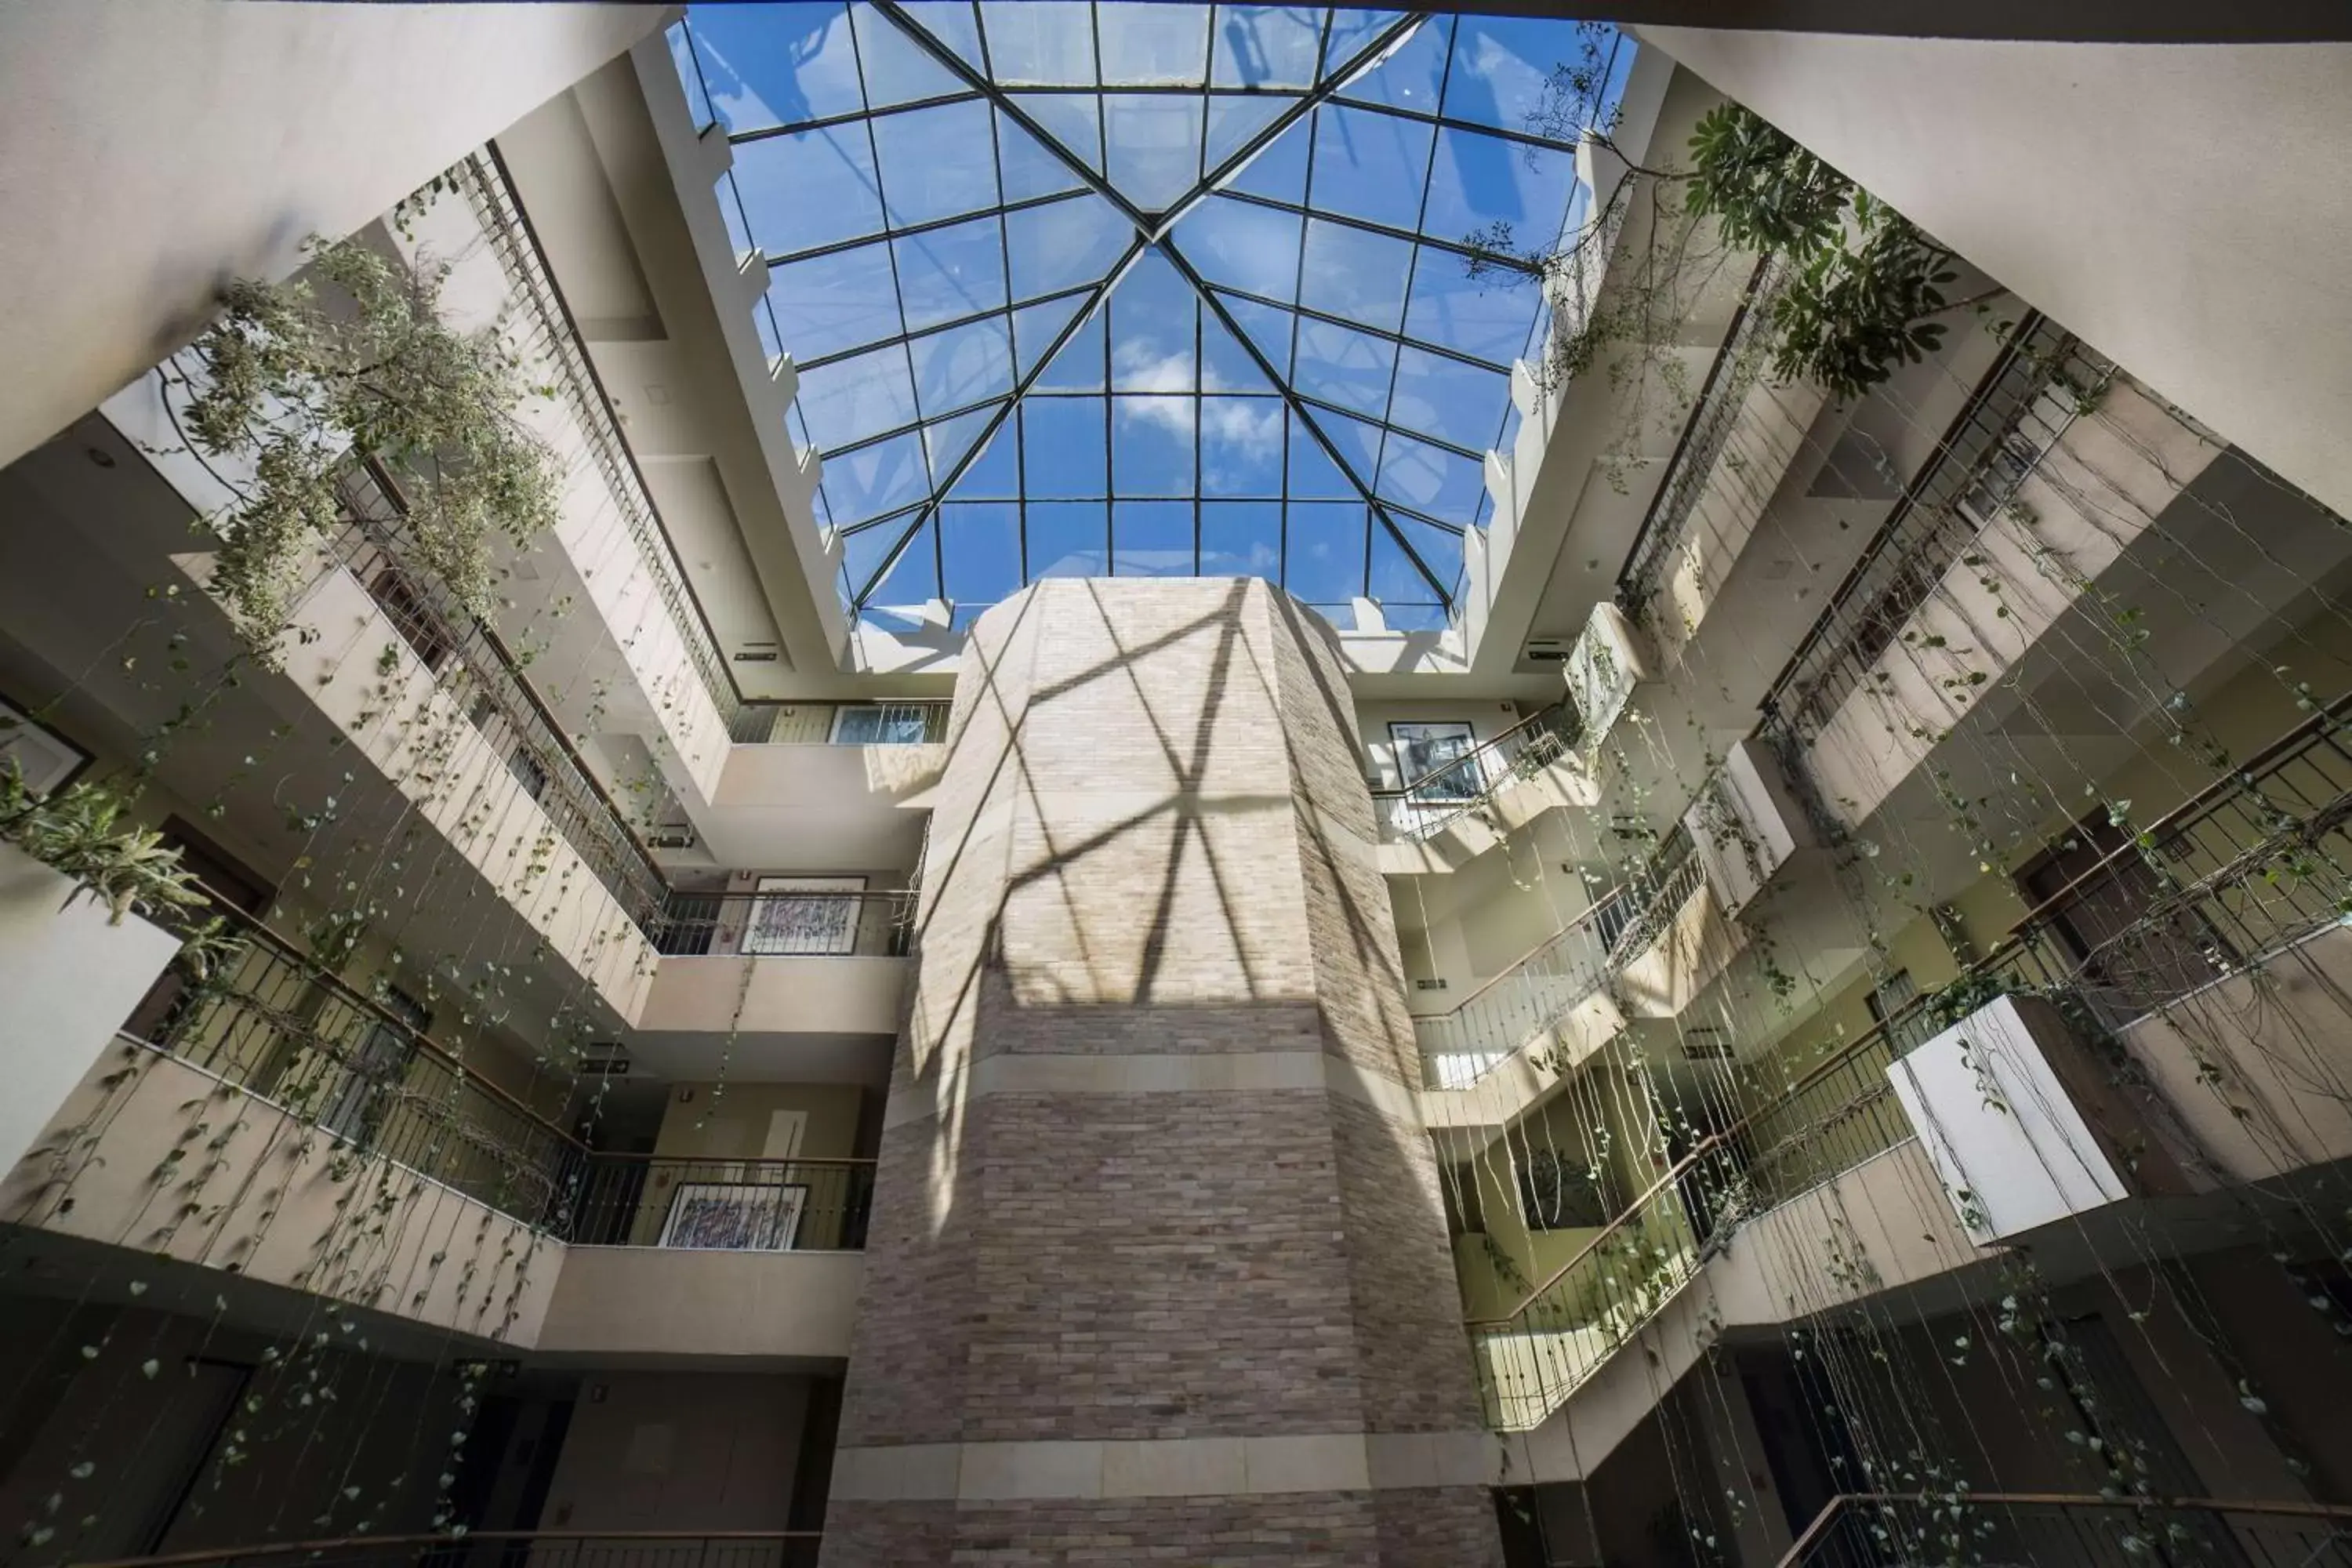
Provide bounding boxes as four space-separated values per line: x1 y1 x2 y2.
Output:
1370 701 1577 801
580 1151 877 1167
74 1530 822 1568
1777 1491 2352 1567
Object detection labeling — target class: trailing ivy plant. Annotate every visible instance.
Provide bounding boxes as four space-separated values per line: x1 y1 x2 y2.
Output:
182 237 558 659
0 762 205 924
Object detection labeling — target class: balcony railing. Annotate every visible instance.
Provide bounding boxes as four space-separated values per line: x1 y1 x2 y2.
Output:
728 699 950 745
1766 315 2107 740
1465 699 2352 1428
566 1153 874 1251
459 150 744 729
117 890 891 1249
336 466 673 933
1417 831 1700 1091
1780 1493 2352 1568
1371 702 1584 842
649 887 918 959
122 888 580 1225
75 1531 822 1568
1617 255 1788 616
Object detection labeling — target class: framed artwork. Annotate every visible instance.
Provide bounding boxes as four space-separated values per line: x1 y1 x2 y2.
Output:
657 1180 808 1250
1389 720 1482 802
743 873 865 955
829 703 932 745
0 698 90 797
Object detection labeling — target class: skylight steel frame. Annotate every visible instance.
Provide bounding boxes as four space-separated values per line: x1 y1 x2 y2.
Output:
695 5 1593 620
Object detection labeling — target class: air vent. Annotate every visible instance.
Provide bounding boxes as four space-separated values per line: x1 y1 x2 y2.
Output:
646 827 697 850
731 649 780 663
1414 977 1450 992
1523 638 1573 663
1679 1028 1734 1062
579 1044 632 1076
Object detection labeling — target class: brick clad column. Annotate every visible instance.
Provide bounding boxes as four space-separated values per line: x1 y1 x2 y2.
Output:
822 579 1501 1566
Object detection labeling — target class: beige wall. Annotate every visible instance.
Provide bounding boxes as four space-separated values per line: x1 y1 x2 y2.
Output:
653 1081 867 1163
541 1371 812 1531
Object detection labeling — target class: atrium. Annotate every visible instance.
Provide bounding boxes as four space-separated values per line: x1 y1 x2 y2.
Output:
0 4 2349 1568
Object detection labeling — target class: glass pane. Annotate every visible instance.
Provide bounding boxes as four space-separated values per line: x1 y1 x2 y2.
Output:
1200 397 1286 495
1213 6 1321 88
1306 104 1434 230
1103 94 1207 212
1098 5 1211 85
1403 250 1541 365
1028 500 1108 575
689 3 864 133
799 343 918 447
894 216 1008 332
1335 14 1450 114
1112 396 1196 496
1444 16 1570 135
980 1 1096 85
924 404 1002 482
771 241 906 361
735 127 886 254
999 112 1088 200
939 499 1025 604
871 98 1000 226
1287 419 1357 500
954 418 1021 498
1298 219 1414 332
1034 307 1109 390
1422 129 1578 248
1222 114 1310 201
1114 500 1197 575
908 316 1015 416
1293 317 1397 418
826 430 931 527
1284 500 1366 602
852 5 965 107
1377 430 1486 519
1021 397 1108 495
1110 250 1197 392
1316 407 1388 488
1010 93 1104 172
1200 499 1282 577
1177 196 1301 302
1007 196 1131 298
1388 347 1508 450
1202 93 1297 178
1200 307 1269 391
668 24 715 131
1220 295 1296 376
869 518 940 604
1013 293 1093 377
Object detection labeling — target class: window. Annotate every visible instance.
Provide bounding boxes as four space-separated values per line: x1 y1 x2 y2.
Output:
364 564 455 673
320 984 429 1145
1864 967 1936 1053
743 875 866 956
1390 720 1482 802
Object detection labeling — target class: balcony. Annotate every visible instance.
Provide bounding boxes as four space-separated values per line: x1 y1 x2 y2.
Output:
1371 702 1588 862
4 889 877 1349
638 887 915 1037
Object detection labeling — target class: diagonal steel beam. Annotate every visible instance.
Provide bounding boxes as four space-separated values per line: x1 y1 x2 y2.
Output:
851 237 1149 605
858 4 1447 608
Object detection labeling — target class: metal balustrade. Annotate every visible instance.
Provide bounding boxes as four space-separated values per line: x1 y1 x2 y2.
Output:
728 700 950 745
1780 1492 2352 1568
115 890 894 1249
458 151 745 730
566 1154 874 1251
1766 316 2106 740
1371 702 1584 843
74 1530 822 1568
649 887 918 959
1617 255 1788 617
121 890 580 1226
1465 699 2352 1430
334 466 674 933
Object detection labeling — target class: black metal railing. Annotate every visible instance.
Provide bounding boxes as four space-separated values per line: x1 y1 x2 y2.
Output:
335 466 673 934
72 1530 822 1568
120 890 580 1227
566 1154 875 1251
728 700 951 745
1780 1492 2352 1568
1766 316 2107 740
1371 702 1584 842
648 887 919 959
460 151 743 730
1617 255 1788 616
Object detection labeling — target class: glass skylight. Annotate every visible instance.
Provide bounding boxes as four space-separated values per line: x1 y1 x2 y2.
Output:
671 4 1632 632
